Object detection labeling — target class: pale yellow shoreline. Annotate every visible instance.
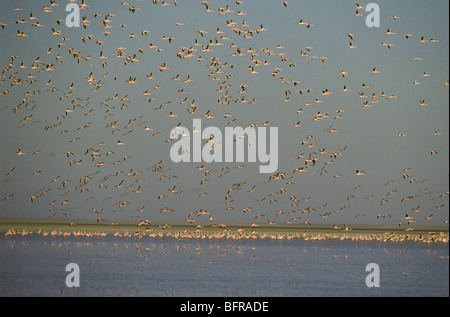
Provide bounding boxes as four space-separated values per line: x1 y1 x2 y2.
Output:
1 218 448 243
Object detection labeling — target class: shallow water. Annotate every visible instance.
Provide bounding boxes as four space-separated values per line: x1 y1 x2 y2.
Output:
0 235 448 297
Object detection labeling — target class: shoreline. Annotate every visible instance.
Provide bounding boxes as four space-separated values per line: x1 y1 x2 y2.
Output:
1 218 448 243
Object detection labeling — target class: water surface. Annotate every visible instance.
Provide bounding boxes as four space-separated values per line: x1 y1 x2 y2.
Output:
0 235 448 297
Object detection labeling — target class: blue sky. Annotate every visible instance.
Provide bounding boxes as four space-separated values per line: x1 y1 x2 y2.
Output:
0 0 448 226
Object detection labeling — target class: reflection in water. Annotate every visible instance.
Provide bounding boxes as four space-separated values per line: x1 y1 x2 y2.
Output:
0 235 448 297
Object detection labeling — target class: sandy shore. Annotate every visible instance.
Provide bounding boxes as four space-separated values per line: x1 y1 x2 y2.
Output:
1 218 448 243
